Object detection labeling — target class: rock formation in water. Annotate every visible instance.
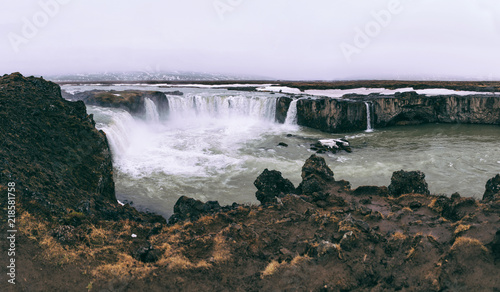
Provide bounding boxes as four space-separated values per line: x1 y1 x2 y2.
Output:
70 89 170 116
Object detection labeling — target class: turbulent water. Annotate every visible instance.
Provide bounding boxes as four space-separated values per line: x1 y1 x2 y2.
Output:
63 85 500 218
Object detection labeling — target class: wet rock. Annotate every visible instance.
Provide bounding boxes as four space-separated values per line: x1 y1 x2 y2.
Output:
388 170 430 197
310 138 352 153
277 142 288 147
275 96 293 123
483 174 500 201
73 90 169 117
254 169 296 204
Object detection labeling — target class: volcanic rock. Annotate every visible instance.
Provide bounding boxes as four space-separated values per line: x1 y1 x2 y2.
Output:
254 169 295 204
72 89 169 116
297 154 334 196
169 196 221 223
388 170 430 197
483 174 500 201
275 96 293 123
0 73 116 218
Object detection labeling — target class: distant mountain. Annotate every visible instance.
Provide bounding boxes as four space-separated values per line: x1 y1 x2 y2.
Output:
46 71 272 82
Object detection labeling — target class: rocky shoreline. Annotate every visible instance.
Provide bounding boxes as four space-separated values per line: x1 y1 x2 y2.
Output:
1 73 499 291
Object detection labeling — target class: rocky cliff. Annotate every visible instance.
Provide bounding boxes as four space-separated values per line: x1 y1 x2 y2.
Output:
296 97 367 132
281 92 500 132
0 73 117 219
70 90 170 117
372 93 500 127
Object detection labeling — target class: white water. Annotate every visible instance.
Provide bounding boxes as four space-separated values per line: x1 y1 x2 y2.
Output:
144 98 160 123
284 99 298 125
365 102 373 132
68 85 500 218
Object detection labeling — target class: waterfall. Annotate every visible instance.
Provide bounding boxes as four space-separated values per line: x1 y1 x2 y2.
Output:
284 99 298 125
101 111 137 158
144 98 160 123
365 102 373 132
165 93 277 121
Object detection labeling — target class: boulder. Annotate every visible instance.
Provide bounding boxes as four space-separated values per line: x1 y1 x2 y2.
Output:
169 196 221 224
388 170 430 197
297 155 334 196
483 174 500 201
254 169 295 204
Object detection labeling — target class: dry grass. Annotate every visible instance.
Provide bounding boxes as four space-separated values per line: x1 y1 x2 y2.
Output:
261 260 282 278
212 233 231 263
91 253 155 280
391 232 407 241
451 237 488 253
19 211 48 239
261 255 310 279
406 247 416 260
454 224 471 235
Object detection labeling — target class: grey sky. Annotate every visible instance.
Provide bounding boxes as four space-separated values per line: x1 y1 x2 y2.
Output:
1 0 499 80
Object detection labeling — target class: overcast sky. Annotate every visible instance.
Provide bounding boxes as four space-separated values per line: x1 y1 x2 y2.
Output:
1 0 499 80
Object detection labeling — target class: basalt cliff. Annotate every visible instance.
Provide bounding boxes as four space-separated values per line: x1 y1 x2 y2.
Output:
278 92 500 132
1 74 499 291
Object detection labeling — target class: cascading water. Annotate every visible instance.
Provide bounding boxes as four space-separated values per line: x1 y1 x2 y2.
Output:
144 98 160 123
284 99 298 125
364 102 373 132
166 93 277 121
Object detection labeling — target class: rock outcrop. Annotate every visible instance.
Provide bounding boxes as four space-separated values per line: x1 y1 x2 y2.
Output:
290 93 500 133
275 96 292 123
372 94 500 127
296 154 335 196
254 169 295 204
388 170 430 197
0 73 116 219
168 195 222 223
483 174 500 202
71 90 169 117
296 98 367 132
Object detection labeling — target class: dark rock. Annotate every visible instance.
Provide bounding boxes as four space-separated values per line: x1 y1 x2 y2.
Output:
276 96 293 123
388 170 430 197
169 196 221 223
352 186 389 197
52 225 78 245
297 155 334 196
277 142 288 147
297 98 367 133
254 169 295 204
163 90 183 96
483 174 500 201
133 243 161 263
0 73 116 219
72 90 169 117
451 192 461 200
409 201 422 210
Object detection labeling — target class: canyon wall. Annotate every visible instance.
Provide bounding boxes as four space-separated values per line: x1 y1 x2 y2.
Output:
279 93 500 132
296 98 367 132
